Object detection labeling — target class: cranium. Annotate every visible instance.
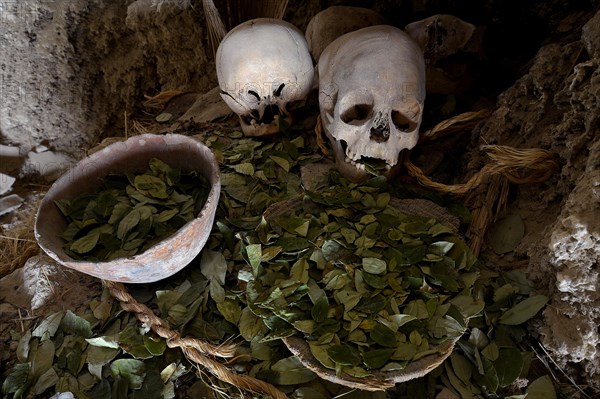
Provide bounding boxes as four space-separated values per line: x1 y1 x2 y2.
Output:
318 25 426 182
216 18 314 136
405 14 481 95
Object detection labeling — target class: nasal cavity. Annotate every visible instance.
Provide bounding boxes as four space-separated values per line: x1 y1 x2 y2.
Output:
261 104 280 124
370 124 390 143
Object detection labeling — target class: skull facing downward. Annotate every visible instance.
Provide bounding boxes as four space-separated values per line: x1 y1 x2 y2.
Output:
318 25 426 181
217 18 314 136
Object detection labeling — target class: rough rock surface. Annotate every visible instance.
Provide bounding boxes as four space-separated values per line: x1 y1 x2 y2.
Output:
0 0 215 159
465 9 600 384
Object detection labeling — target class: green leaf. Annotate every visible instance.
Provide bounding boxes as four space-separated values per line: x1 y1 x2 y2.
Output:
473 356 499 393
392 342 417 361
499 295 548 325
493 347 523 387
276 236 310 252
450 352 472 384
134 174 168 199
200 250 227 285
309 342 336 369
143 335 166 356
118 326 153 360
293 387 328 399
487 214 525 254
389 314 417 329
362 271 387 289
450 295 485 319
30 339 55 379
31 367 59 395
69 229 100 254
266 356 317 385
16 330 31 363
117 208 141 239
155 112 172 122
217 298 242 325
526 375 557 399
232 163 255 176
86 345 120 380
269 155 291 172
370 323 397 348
156 208 179 223
32 312 64 338
132 369 165 399
311 295 329 323
293 320 315 334
246 244 262 273
362 348 395 369
428 241 455 256
239 307 267 341
61 310 93 338
362 257 387 274
2 363 30 395
110 359 146 390
54 199 71 217
327 344 362 366
334 289 362 313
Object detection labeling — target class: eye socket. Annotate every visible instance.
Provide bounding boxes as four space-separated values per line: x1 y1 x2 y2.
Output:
341 104 373 125
247 90 261 101
391 110 417 132
274 83 285 97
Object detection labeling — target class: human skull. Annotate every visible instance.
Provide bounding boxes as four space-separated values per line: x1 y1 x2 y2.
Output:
405 14 482 95
216 18 314 136
305 6 387 62
318 25 426 182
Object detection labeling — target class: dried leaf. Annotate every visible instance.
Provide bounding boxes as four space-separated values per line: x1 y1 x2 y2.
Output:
370 323 397 348
526 375 557 399
327 344 362 366
232 163 255 176
61 310 93 338
494 347 523 387
362 348 395 369
487 214 525 254
110 359 146 390
200 250 227 285
30 339 55 380
499 295 548 325
311 295 329 323
16 330 31 363
362 257 387 275
70 229 100 254
31 367 59 395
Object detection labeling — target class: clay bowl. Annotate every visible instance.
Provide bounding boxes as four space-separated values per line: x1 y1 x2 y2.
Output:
35 134 220 283
263 197 464 391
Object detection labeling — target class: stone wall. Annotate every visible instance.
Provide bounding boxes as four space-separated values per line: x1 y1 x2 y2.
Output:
1 0 214 159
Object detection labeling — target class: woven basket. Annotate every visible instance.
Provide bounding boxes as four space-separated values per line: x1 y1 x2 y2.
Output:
263 196 464 391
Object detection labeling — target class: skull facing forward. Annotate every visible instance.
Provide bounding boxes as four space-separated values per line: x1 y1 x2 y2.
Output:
318 25 426 181
217 18 314 136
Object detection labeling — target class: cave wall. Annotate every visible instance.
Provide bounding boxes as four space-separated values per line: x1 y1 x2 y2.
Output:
465 9 600 383
0 0 214 159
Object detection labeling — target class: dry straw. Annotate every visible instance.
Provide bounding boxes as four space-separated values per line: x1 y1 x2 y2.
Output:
0 201 40 278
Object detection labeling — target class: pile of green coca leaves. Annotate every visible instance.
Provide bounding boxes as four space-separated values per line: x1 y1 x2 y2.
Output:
2 130 562 399
243 178 480 378
54 158 210 261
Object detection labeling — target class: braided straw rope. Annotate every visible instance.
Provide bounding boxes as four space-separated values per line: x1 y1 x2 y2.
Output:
104 280 288 399
405 145 558 196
